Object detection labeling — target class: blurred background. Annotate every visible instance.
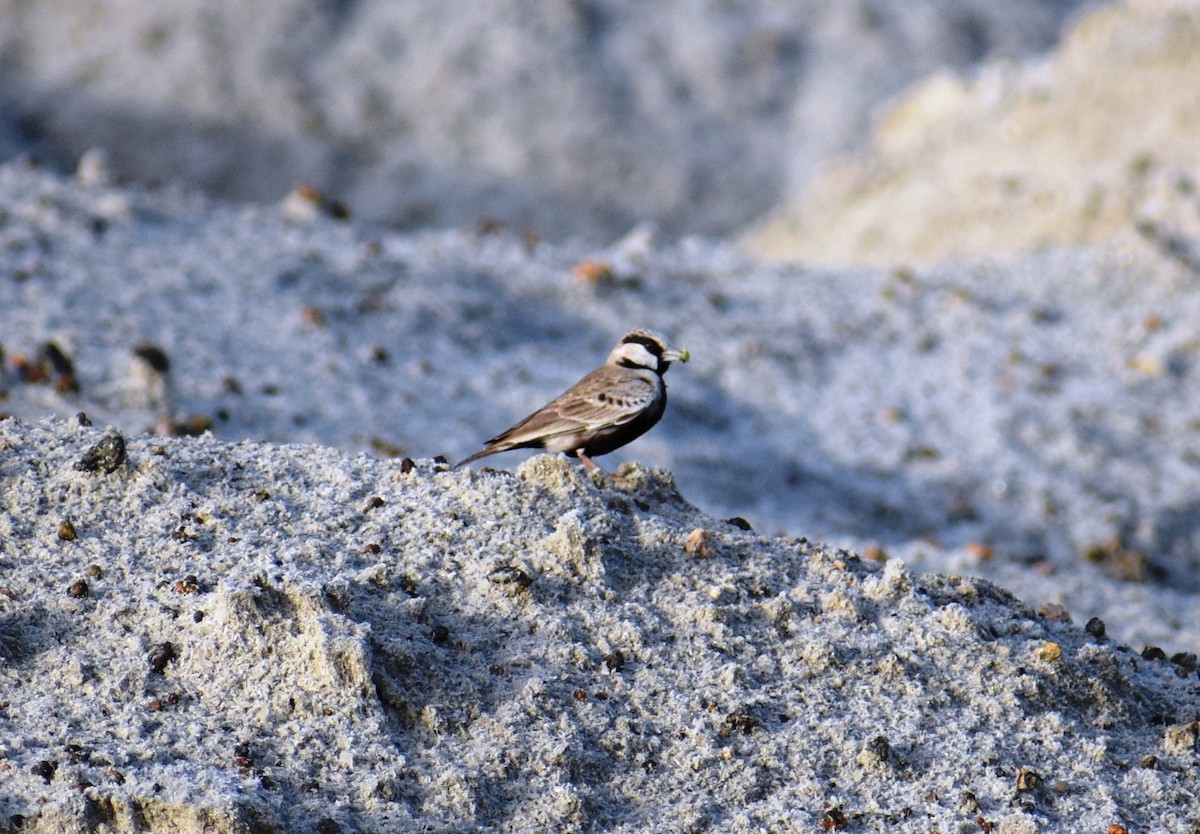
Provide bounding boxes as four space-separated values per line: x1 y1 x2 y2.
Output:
0 0 1105 246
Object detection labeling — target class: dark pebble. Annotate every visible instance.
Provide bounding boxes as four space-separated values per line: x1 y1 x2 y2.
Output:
488 564 533 590
132 342 171 373
1141 646 1167 662
67 579 89 598
1084 617 1106 639
431 625 450 644
30 760 57 783
604 649 626 672
720 708 758 737
149 641 177 673
75 432 127 474
40 341 75 376
400 457 416 474
818 807 848 831
1170 652 1197 672
57 520 77 541
724 516 753 531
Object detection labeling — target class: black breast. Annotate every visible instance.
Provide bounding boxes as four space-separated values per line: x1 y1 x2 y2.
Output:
578 379 667 457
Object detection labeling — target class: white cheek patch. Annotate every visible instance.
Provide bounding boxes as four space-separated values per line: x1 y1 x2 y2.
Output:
618 343 659 370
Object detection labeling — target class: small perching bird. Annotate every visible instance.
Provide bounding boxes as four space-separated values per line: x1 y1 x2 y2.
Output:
455 329 689 471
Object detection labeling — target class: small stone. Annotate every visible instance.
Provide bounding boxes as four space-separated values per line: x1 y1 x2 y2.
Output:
684 528 714 558
149 642 177 673
724 517 753 531
1084 617 1106 639
85 564 102 578
965 541 994 561
57 520 77 541
400 457 416 474
818 807 848 831
67 579 89 598
1141 645 1167 662
862 545 887 562
30 760 57 783
75 432 127 473
173 575 200 594
1170 652 1197 672
1034 641 1062 662
604 650 626 672
489 564 533 590
572 259 614 286
132 342 171 373
1037 603 1071 623
1016 768 1040 791
719 708 758 737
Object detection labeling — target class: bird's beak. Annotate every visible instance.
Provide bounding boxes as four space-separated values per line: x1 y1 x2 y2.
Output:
665 346 690 363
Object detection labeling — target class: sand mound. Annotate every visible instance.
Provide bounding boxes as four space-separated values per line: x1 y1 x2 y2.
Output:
1 417 1197 832
746 0 1200 266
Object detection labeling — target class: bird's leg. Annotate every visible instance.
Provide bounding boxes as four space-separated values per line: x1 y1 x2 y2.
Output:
575 449 599 471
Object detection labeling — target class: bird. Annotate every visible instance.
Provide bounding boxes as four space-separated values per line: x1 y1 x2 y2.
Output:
455 329 689 470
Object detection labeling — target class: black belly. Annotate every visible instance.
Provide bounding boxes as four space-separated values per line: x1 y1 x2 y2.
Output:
577 392 667 458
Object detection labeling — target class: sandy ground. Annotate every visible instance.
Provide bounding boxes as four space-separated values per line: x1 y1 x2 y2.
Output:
2 160 1199 662
2 3 1197 831
1 417 1198 833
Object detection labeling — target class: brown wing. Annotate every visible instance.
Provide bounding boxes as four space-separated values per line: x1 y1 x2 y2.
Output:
486 367 657 447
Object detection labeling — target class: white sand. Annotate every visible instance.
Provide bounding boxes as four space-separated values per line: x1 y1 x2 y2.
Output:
1 417 1197 833
1 161 1197 661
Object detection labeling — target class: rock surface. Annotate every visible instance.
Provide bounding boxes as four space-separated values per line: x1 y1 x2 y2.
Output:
746 0 1200 265
1 417 1198 833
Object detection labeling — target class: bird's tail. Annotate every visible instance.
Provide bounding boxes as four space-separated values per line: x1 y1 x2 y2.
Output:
453 446 503 469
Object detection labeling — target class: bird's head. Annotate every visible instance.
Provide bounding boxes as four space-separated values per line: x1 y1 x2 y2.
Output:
608 329 690 373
